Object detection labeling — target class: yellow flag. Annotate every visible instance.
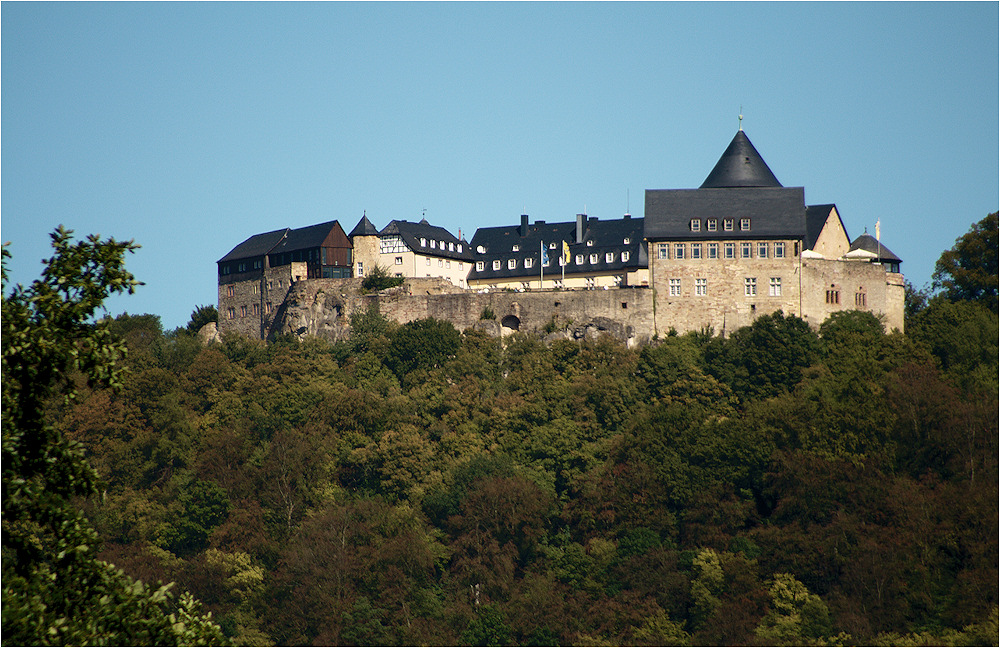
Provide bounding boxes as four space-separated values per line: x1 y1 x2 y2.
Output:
562 240 570 264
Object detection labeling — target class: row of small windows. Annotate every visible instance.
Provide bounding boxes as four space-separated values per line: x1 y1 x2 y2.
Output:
657 241 789 260
689 218 750 232
665 276 783 298
476 251 631 272
418 237 463 253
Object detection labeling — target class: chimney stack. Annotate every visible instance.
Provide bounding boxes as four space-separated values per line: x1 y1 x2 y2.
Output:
520 214 529 237
576 213 585 244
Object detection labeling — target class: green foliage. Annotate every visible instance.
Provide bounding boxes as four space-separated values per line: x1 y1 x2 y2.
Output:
704 311 820 402
186 304 218 334
2 228 224 645
480 305 496 320
932 212 998 311
386 317 461 381
10 224 996 646
361 264 405 293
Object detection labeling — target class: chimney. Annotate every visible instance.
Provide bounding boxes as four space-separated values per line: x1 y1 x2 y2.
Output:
576 213 585 244
520 214 529 237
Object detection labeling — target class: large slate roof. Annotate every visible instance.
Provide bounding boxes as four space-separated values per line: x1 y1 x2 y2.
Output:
644 186 807 241
700 130 782 188
270 220 345 255
382 219 474 261
468 215 646 281
218 228 289 263
850 232 902 263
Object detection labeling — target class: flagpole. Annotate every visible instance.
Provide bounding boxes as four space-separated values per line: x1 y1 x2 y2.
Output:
540 240 544 289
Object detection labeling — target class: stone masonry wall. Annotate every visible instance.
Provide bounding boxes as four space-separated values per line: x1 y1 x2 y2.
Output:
276 278 656 346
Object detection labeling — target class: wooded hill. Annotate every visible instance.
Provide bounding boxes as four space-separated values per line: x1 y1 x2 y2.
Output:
3 214 998 646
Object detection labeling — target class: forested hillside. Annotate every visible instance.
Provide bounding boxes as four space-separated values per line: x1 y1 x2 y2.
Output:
4 216 998 646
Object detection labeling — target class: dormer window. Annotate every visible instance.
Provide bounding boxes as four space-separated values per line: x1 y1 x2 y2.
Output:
440 241 446 249
430 240 436 249
586 240 594 247
690 219 701 232
476 261 484 271
605 252 614 263
741 218 751 231
508 259 517 269
492 260 501 270
589 253 599 264
457 244 463 253
420 237 427 247
512 244 520 252
621 251 630 262
724 219 734 231
623 237 631 244
707 219 718 232
575 254 584 265
449 242 455 251
525 258 534 269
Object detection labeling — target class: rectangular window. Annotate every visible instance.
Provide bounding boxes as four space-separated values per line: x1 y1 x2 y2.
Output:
226 285 235 297
356 262 364 276
758 242 768 258
775 242 786 258
590 253 599 264
856 292 867 307
512 244 520 252
725 243 735 259
426 257 432 266
690 219 701 232
708 243 718 259
227 307 235 320
707 219 718 232
395 256 403 265
525 258 534 269
745 277 757 297
576 254 584 265
741 242 752 258
508 259 517 269
605 252 615 263
420 237 427 247
253 303 260 316
669 278 681 296
770 277 782 296
741 218 751 231
674 244 685 260
438 259 444 268
826 289 840 304
476 261 484 271
240 305 248 317
446 260 451 268
492 260 501 271
658 243 668 260
724 219 734 231
621 251 630 262
449 242 455 251
691 243 702 259
695 278 707 296
430 240 436 249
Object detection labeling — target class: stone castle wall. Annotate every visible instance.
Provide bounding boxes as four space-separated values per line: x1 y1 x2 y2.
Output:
264 261 903 346
275 278 656 346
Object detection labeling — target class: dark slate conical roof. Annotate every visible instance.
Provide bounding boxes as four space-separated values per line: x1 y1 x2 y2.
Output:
349 213 380 237
700 130 782 189
850 232 902 263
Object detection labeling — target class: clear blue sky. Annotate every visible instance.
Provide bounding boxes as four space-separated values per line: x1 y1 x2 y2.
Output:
3 2 997 330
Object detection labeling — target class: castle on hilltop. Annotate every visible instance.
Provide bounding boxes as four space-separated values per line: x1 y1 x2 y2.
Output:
217 130 905 341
